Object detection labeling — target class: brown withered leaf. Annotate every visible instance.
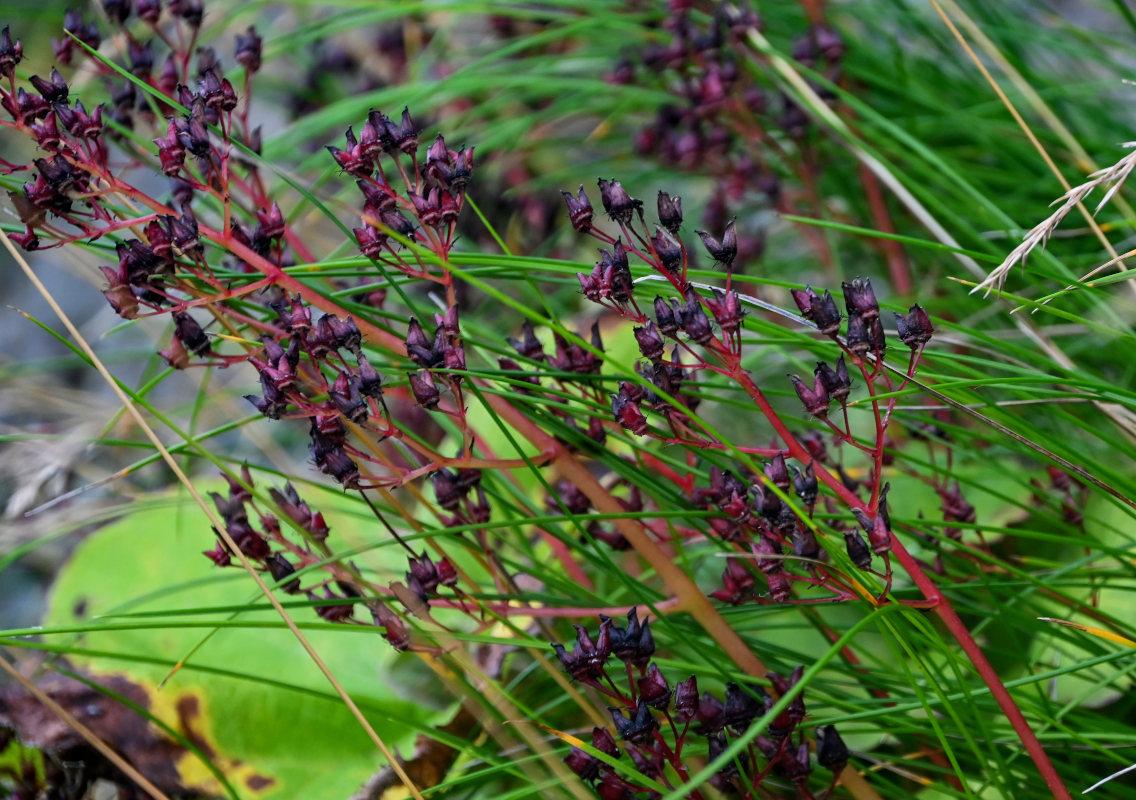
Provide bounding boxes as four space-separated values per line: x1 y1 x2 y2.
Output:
6 190 46 228
348 704 479 800
0 669 200 798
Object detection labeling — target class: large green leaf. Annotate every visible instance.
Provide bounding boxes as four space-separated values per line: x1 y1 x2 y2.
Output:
42 486 430 799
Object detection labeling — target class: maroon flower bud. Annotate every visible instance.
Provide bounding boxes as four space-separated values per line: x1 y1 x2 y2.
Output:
791 286 841 335
235 26 263 73
354 225 387 259
369 602 409 650
408 370 440 409
784 742 812 785
653 295 679 338
792 462 818 510
317 447 360 487
770 665 806 728
406 552 440 595
177 98 211 157
443 343 466 374
154 118 186 176
813 24 845 62
391 107 418 156
0 26 23 79
327 127 371 178
506 320 544 362
842 277 879 321
230 521 269 558
32 112 60 151
425 132 450 174
597 177 643 224
673 676 699 722
611 393 648 436
852 508 891 555
766 568 792 603
324 314 362 355
15 88 49 124
633 321 665 362
869 316 887 356
576 270 604 307
408 186 442 227
817 724 849 772
696 218 737 267
34 155 75 191
723 681 765 734
177 84 198 109
438 190 461 225
173 311 211 356
551 632 607 684
314 588 355 623
357 180 397 215
596 240 632 304
268 483 318 537
434 557 457 587
789 373 830 417
245 376 287 419
564 748 600 782
432 469 463 511
644 231 680 284
406 317 441 368
449 146 474 195
166 204 202 258
329 372 367 423
844 312 871 356
64 9 101 48
592 726 620 758
765 453 791 491
696 692 725 734
656 190 683 233
939 481 975 525
704 288 744 339
754 734 780 761
22 174 59 213
378 207 415 240
30 68 69 103
254 202 285 241
266 553 302 594
895 303 933 348
354 353 383 399
361 110 394 157
637 662 672 710
710 558 755 605
607 608 654 668
681 287 713 345
561 185 593 233
275 295 308 336
814 355 851 404
203 542 232 567
173 0 204 27
877 481 892 530
209 489 246 526
52 99 98 139
609 700 658 745
719 490 749 522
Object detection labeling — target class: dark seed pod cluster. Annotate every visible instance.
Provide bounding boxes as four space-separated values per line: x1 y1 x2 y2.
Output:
553 611 852 797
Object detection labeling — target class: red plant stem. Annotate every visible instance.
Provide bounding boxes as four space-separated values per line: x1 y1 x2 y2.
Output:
730 368 1071 799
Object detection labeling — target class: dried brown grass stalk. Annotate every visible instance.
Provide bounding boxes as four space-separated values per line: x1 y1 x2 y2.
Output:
973 143 1136 295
